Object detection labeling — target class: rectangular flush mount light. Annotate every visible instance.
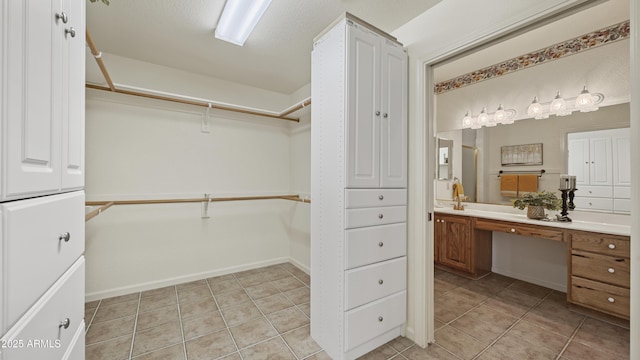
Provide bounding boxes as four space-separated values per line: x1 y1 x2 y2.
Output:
215 0 273 46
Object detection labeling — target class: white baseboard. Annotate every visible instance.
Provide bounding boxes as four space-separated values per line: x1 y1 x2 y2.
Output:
288 256 310 274
491 267 567 293
85 257 290 302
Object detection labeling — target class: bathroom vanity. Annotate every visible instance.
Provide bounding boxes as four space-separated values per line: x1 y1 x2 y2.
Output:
434 205 631 319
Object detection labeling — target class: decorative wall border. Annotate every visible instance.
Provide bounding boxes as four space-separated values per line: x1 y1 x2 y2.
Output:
435 20 630 95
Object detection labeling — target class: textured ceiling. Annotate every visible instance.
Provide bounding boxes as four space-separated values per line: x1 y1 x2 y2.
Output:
86 0 441 95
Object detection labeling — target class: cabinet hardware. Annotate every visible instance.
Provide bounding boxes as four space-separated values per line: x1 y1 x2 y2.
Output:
608 268 615 273
378 316 383 322
510 228 516 233
383 113 388 118
65 27 76 38
55 12 68 24
59 232 71 242
378 279 383 285
378 242 384 247
59 318 70 329
378 195 384 200
375 111 381 116
378 214 384 219
608 297 615 303
608 244 616 249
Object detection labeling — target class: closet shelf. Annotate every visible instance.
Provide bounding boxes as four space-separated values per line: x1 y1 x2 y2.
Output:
85 194 310 222
86 29 310 122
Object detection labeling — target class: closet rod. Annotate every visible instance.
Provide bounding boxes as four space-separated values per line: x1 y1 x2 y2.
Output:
85 201 115 222
86 29 115 91
280 98 311 117
86 194 311 207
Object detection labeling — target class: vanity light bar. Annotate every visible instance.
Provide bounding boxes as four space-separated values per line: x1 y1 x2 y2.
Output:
462 105 517 129
527 87 604 120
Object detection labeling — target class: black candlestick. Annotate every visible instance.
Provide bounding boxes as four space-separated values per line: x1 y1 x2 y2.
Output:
556 189 572 222
568 188 577 210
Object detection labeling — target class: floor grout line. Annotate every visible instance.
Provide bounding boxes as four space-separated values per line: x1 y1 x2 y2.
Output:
207 276 244 360
127 293 142 360
555 316 587 359
175 285 189 360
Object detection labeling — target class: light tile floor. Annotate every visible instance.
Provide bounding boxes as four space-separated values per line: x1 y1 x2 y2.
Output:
85 264 630 359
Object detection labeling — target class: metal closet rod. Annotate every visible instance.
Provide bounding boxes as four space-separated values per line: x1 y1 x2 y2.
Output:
86 194 311 207
85 29 310 122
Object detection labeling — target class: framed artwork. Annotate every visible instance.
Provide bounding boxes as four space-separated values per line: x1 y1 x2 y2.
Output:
501 143 543 166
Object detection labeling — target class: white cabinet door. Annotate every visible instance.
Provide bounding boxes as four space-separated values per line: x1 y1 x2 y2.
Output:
612 133 631 187
568 138 590 186
589 136 612 186
346 25 380 188
4 0 61 199
61 0 85 190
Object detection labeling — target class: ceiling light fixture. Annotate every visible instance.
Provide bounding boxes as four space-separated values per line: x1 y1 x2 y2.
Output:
215 0 273 46
462 105 516 129
527 86 604 120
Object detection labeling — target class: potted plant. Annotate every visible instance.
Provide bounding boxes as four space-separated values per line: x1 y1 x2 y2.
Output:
512 191 561 219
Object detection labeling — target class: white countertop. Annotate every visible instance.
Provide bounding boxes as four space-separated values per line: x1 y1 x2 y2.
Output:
434 202 631 237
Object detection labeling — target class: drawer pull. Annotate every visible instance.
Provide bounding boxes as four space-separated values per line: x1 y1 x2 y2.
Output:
378 241 384 247
510 228 516 233
378 279 384 285
59 318 71 329
58 232 71 242
608 297 615 303
378 214 384 219
608 244 616 250
378 195 384 200
378 316 383 322
608 268 615 274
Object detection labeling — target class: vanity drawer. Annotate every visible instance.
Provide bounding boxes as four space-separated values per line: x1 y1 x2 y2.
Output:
344 257 406 310
569 232 629 257
345 206 406 229
1 191 84 331
573 197 613 211
345 223 406 269
345 189 406 209
344 290 406 351
1 258 85 360
474 218 564 241
570 276 629 319
571 250 629 288
575 185 613 198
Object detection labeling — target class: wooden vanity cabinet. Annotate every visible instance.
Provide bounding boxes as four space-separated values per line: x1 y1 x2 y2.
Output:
567 230 631 319
434 213 491 278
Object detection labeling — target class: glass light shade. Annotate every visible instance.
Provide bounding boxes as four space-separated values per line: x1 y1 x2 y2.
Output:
527 97 543 117
215 0 273 46
501 116 515 125
470 117 481 129
478 108 489 125
575 86 595 111
462 111 472 128
494 104 506 123
550 92 567 113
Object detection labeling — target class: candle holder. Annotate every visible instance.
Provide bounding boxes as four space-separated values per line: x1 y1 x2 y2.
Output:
556 189 572 222
568 188 577 210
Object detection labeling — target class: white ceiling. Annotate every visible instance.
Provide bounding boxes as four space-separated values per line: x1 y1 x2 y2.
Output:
86 0 441 95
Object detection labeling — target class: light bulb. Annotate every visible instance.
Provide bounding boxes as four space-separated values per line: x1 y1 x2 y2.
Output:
494 104 506 123
575 86 594 111
527 96 542 118
470 117 481 129
478 107 489 125
550 92 567 114
462 111 472 128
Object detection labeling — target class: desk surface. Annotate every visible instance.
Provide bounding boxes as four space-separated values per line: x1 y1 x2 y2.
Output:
435 206 631 236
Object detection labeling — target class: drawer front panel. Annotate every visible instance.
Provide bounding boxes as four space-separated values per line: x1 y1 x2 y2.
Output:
572 197 613 211
345 206 406 229
1 258 85 360
570 276 629 318
345 189 407 209
2 191 85 330
345 291 406 351
345 223 406 269
474 218 563 241
613 199 631 213
613 186 631 199
576 185 613 198
571 251 630 288
345 257 406 310
570 232 629 257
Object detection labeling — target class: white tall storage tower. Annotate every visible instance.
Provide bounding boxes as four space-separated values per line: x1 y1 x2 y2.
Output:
310 13 408 360
1 0 86 359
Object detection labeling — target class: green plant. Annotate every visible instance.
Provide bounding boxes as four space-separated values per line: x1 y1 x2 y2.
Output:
89 0 110 5
512 191 561 210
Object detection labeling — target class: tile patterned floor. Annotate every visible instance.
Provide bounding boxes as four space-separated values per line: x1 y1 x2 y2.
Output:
85 264 630 359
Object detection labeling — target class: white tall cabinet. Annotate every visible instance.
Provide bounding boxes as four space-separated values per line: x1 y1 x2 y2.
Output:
1 0 86 359
311 14 408 360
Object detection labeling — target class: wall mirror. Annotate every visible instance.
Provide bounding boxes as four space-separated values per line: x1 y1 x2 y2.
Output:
437 138 453 180
432 0 630 208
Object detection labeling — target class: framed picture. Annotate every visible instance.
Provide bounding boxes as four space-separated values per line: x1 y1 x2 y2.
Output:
501 143 543 166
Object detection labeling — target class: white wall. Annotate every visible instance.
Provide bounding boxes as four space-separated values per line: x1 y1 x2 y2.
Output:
84 87 309 300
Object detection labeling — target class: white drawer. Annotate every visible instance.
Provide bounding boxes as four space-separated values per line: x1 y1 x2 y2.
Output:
1 191 84 332
575 185 612 198
1 258 85 360
345 257 406 310
345 206 406 229
345 189 406 209
614 198 631 213
344 290 406 351
345 223 406 269
614 186 631 199
62 322 85 360
573 197 613 211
